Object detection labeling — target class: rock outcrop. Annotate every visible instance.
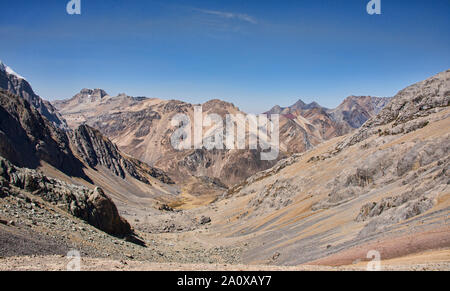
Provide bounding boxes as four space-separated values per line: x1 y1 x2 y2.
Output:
70 124 174 185
0 89 88 179
86 187 132 237
0 157 135 239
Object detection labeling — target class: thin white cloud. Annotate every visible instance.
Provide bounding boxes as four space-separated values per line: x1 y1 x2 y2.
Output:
195 9 258 24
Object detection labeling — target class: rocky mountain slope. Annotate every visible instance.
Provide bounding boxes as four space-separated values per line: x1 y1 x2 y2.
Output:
0 61 67 129
0 88 173 189
69 124 173 185
0 89 87 179
0 64 180 220
337 71 449 150
0 155 246 265
202 70 449 266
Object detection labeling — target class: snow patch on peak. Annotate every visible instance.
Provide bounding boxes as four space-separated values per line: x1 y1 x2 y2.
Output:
0 60 26 80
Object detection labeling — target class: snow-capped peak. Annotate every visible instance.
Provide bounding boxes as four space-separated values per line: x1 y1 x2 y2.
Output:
0 60 26 80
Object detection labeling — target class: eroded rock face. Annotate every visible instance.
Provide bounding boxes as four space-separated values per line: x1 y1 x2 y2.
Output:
356 191 435 223
71 124 127 177
373 71 449 126
70 124 174 185
0 89 88 180
0 88 173 187
0 157 133 238
73 88 108 103
313 135 449 213
227 70 449 251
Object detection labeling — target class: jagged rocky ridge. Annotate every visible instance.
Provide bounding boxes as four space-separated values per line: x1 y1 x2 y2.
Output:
70 124 174 185
0 89 88 180
0 61 175 187
0 61 67 129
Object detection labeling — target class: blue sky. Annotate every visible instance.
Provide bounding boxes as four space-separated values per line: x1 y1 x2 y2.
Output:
0 0 449 113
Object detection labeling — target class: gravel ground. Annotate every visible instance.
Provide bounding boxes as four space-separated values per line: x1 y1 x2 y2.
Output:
0 191 245 265
1 255 449 271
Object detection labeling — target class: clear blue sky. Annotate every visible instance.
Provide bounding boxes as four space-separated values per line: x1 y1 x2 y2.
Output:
1 0 449 113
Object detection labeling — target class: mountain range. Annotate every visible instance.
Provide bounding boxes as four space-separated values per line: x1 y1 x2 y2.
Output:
0 60 448 270
52 84 391 193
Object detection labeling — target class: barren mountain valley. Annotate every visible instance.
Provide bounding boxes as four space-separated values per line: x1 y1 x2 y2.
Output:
0 60 449 271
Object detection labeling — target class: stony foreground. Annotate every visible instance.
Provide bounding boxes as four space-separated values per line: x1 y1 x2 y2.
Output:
1 252 449 271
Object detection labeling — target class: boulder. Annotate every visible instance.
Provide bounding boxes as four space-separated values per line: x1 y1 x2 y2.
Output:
87 187 132 237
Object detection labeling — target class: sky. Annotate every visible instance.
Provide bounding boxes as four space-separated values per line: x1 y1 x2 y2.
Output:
0 0 449 113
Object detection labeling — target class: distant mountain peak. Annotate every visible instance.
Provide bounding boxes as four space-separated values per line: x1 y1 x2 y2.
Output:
292 99 307 108
71 88 109 103
304 101 324 110
0 60 25 80
79 88 108 97
328 95 392 129
265 99 324 115
203 98 237 109
284 99 325 111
